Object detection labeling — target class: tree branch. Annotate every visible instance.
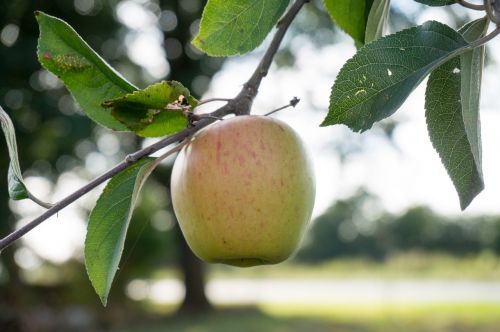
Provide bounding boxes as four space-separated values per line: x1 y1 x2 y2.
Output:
0 0 308 252
233 0 308 116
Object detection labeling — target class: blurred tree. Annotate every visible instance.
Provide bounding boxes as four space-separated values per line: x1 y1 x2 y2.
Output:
297 190 386 262
297 192 500 263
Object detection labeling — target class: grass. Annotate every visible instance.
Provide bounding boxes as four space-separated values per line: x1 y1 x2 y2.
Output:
115 303 500 332
208 251 500 280
126 252 500 331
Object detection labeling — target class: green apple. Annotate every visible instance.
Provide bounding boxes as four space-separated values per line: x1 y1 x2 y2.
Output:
170 115 315 267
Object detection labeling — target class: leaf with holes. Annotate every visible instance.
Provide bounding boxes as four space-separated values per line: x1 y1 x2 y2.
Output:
365 0 390 43
193 0 290 56
103 81 196 137
36 11 137 131
425 18 488 209
322 21 471 132
85 158 157 306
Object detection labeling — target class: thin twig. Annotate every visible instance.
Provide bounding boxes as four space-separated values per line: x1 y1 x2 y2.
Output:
484 0 500 25
264 97 301 116
0 0 308 252
457 0 485 10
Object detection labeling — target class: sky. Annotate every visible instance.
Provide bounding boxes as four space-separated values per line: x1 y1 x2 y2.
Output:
8 0 500 264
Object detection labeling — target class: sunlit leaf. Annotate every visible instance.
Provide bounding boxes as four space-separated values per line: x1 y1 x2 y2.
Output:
36 11 137 131
103 81 195 137
365 0 390 43
193 0 290 56
323 0 374 46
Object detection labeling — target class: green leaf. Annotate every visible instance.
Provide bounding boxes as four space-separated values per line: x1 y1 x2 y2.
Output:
103 81 195 138
8 165 28 200
425 18 488 209
322 21 470 132
415 0 455 6
85 158 157 306
460 18 488 173
365 0 391 43
1 106 30 200
36 11 137 131
323 0 374 45
192 0 290 56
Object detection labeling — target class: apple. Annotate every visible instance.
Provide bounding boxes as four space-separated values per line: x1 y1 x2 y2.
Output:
170 115 315 267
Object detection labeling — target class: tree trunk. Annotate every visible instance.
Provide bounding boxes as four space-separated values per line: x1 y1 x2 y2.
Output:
176 226 212 313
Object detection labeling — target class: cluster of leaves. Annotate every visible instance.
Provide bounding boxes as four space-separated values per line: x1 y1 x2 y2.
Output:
0 0 496 305
322 1 488 211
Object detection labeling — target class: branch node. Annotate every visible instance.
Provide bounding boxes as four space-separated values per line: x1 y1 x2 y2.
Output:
125 154 136 163
290 96 300 107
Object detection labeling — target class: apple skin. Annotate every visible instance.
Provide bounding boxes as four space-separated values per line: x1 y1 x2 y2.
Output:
170 115 315 267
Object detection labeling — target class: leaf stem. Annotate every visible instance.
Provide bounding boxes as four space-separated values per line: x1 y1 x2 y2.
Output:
469 25 500 48
0 0 307 252
28 193 54 209
457 0 485 10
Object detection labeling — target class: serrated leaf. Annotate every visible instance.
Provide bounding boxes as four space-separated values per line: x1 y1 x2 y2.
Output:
36 11 137 131
322 21 471 132
1 106 31 200
323 0 374 45
192 0 290 56
103 81 195 137
85 158 157 306
415 0 455 6
365 0 391 43
425 18 488 210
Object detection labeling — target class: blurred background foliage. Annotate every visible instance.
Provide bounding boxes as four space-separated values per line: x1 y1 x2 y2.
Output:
298 189 500 263
1 0 500 332
0 0 222 329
